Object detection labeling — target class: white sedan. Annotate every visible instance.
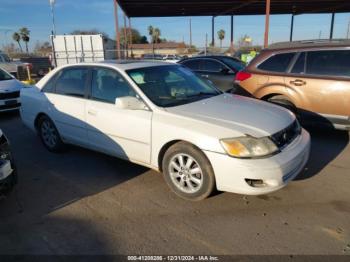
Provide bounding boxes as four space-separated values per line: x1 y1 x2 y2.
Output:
20 61 310 200
0 67 25 112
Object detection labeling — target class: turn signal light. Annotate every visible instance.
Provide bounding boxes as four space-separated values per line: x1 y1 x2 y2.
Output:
235 71 252 82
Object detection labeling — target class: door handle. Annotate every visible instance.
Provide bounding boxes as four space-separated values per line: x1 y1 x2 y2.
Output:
290 79 306 86
88 109 97 116
201 74 209 78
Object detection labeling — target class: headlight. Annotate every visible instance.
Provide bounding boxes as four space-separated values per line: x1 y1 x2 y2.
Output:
220 136 279 158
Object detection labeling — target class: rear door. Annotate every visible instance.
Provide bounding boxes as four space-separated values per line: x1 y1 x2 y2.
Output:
43 66 89 145
284 49 350 119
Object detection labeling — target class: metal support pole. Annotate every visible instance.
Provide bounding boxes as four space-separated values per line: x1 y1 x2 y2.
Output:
113 0 120 59
230 15 234 51
330 12 335 39
211 16 215 46
264 0 271 48
290 14 294 42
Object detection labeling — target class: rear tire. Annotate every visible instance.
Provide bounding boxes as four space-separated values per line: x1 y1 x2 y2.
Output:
162 142 215 201
38 115 65 152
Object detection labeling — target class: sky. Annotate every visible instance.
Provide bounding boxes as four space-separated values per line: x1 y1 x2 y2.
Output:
1 0 350 51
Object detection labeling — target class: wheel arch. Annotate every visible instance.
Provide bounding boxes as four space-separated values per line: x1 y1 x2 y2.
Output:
157 139 207 172
34 112 50 132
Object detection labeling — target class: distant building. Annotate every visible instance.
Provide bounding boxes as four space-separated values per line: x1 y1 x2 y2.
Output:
129 42 187 58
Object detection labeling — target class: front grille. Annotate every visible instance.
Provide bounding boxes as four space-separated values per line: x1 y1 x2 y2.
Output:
0 103 21 111
270 120 301 149
0 91 20 100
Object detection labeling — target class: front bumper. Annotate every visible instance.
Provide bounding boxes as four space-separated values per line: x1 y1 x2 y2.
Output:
204 129 311 195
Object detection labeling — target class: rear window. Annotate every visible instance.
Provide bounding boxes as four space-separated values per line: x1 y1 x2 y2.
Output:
0 68 13 81
306 50 350 77
258 53 295 73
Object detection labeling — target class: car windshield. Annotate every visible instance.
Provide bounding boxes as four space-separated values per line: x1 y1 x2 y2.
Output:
0 68 13 81
220 57 245 72
127 65 222 107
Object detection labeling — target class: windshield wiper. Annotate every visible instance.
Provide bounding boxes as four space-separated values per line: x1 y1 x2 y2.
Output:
186 92 219 98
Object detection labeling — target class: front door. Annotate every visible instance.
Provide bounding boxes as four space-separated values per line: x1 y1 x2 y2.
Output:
85 67 152 164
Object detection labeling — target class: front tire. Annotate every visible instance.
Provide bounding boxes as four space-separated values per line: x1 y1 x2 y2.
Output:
38 115 65 152
162 142 215 201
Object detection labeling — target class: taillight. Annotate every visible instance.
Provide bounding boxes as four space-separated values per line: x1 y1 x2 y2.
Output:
235 71 252 82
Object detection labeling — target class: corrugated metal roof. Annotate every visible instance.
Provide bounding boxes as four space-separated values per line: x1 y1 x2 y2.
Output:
117 0 350 17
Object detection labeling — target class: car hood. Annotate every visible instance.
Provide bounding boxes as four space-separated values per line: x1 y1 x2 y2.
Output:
165 94 295 137
0 79 25 92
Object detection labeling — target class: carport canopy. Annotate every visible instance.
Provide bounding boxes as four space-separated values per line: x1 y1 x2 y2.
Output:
117 0 350 17
113 0 350 57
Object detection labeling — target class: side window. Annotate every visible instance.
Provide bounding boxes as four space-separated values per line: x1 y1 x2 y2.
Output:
181 60 201 71
91 68 136 103
55 68 88 97
291 52 306 74
306 50 350 77
202 59 224 72
258 53 295 73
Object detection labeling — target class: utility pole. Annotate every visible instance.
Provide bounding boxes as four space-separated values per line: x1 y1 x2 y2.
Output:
347 19 350 39
49 0 56 35
319 30 322 39
205 33 208 56
189 18 192 48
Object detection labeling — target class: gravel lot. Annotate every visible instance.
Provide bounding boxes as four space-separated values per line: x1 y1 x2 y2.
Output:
0 111 350 255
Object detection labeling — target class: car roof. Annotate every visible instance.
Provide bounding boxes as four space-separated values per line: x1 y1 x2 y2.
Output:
267 39 350 51
58 60 176 71
179 55 241 63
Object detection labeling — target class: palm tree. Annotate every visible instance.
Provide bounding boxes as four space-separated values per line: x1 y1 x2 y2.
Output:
217 29 225 48
19 27 30 53
153 28 161 44
12 32 23 52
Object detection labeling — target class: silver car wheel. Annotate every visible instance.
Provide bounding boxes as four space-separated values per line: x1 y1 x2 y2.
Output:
168 153 203 194
41 120 57 148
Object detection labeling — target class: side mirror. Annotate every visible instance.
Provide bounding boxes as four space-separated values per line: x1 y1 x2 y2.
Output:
220 68 233 75
115 96 148 110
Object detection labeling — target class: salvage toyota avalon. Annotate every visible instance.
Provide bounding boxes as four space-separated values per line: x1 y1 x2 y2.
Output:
20 61 310 201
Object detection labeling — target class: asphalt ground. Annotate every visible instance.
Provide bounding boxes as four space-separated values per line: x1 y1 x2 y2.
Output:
0 111 349 256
